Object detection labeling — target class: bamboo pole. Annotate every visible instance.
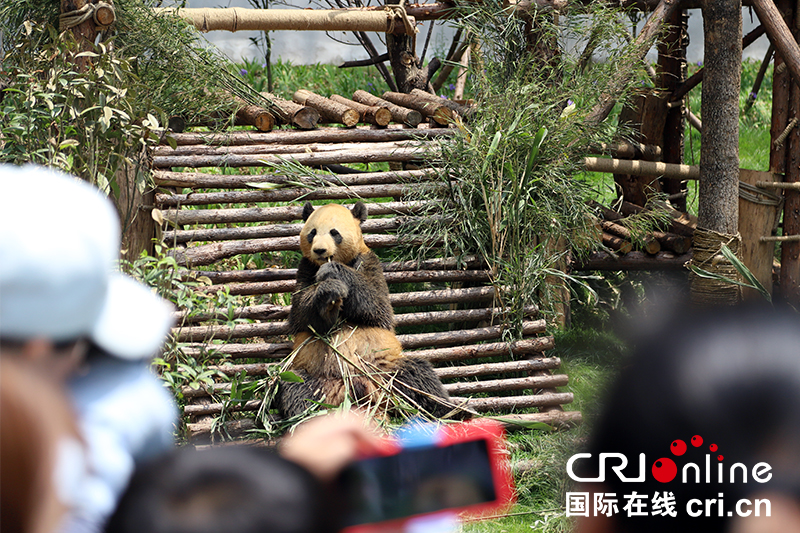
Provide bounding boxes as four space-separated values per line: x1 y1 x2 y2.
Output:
294 90 360 127
590 142 662 160
382 92 453 125
574 250 692 271
330 95 392 127
156 182 424 207
160 201 429 226
261 92 319 129
155 7 415 33
352 90 423 126
444 375 568 395
153 168 435 189
452 392 574 412
163 127 453 147
152 146 428 168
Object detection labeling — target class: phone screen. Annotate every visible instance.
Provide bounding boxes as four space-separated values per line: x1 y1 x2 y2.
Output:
337 440 497 527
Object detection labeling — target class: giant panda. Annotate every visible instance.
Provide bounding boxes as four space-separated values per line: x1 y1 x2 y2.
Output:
275 201 459 420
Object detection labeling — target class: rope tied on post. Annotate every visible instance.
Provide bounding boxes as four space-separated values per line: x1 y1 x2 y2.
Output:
689 228 743 305
385 0 417 36
60 1 116 32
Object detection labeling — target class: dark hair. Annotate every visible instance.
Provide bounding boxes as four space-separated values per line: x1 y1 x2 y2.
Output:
105 446 337 533
583 303 800 532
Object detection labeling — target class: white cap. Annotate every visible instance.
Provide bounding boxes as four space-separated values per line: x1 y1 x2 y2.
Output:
0 164 173 360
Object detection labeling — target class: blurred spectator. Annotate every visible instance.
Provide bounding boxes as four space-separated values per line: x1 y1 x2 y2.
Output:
105 445 336 533
0 164 176 532
577 303 800 533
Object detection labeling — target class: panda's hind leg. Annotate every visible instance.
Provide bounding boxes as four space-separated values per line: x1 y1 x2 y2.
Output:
276 370 328 419
392 357 469 420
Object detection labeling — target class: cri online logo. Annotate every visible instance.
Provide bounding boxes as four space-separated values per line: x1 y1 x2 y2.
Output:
567 434 772 484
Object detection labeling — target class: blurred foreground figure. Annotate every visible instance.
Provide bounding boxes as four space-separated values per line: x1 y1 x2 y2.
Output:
577 304 800 533
0 164 176 532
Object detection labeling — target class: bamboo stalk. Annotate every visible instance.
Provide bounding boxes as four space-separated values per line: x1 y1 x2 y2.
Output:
452 392 574 412
261 92 319 129
352 90 423 127
163 126 453 147
330 94 392 127
153 168 435 190
496 411 582 429
574 250 692 271
156 7 414 34
584 157 701 180
161 201 426 226
444 374 568 395
152 146 428 168
382 91 453 125
169 233 433 267
294 89 360 127
156 182 425 207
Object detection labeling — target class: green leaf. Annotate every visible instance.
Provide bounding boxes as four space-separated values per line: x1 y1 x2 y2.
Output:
719 244 772 302
278 371 305 383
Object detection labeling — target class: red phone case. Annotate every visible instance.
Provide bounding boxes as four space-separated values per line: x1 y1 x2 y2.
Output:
342 419 516 533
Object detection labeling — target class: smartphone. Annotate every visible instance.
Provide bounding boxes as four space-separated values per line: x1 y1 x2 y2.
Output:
336 420 515 532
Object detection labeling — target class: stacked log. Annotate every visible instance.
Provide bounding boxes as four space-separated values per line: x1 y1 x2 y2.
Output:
584 200 694 270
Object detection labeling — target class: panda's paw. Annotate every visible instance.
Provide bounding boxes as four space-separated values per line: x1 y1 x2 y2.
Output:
318 278 349 306
316 261 348 282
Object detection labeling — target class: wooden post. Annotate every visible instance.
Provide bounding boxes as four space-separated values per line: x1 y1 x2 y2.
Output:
779 2 800 302
658 8 688 212
691 0 743 305
384 0 436 93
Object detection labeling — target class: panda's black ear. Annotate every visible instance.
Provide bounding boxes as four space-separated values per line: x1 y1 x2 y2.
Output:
351 202 368 223
302 202 315 222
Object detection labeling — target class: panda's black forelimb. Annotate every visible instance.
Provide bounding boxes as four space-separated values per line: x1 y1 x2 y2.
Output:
393 357 470 420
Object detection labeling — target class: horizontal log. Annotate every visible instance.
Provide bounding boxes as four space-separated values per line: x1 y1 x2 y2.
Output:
330 94 392 127
184 399 263 417
163 216 423 245
409 336 555 363
198 269 490 296
234 104 275 132
156 7 415 33
174 303 287 324
382 92 453 125
651 230 691 254
389 286 497 308
156 182 429 207
590 142 662 160
179 342 293 359
602 231 632 254
172 304 530 343
152 146 428 168
154 140 425 158
496 410 582 429
619 200 697 235
185 418 260 442
352 90 422 127
435 357 560 379
574 250 692 270
409 89 475 119
397 319 546 349
161 201 428 226
452 391 574 412
444 374 568 395
163 127 454 147
204 356 560 382
168 233 434 267
600 220 660 254
294 89 359 127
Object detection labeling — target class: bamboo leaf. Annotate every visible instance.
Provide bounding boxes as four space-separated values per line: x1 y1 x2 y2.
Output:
278 371 305 383
719 244 772 302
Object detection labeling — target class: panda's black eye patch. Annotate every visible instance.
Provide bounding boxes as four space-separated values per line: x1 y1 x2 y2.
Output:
330 229 343 244
306 229 316 243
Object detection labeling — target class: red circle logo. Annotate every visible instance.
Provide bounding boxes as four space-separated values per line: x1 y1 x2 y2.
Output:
691 435 703 447
710 444 718 452
652 458 678 483
718 455 724 461
671 439 687 456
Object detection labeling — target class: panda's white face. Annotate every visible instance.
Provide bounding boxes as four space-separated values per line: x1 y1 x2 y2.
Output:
299 204 367 266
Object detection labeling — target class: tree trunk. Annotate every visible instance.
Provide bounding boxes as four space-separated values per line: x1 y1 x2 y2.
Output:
385 0 433 93
692 0 742 305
